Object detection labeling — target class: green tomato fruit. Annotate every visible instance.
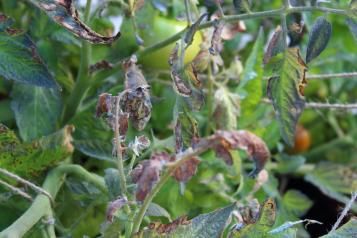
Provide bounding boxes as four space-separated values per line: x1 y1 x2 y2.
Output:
140 15 203 69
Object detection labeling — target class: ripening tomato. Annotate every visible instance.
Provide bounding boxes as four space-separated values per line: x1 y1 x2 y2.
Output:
289 124 311 154
140 15 203 69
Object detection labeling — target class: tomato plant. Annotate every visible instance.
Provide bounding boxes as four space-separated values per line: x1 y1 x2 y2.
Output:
0 1 356 238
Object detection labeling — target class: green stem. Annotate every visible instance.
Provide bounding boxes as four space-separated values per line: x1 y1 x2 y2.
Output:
61 0 92 124
128 154 137 175
137 6 349 57
0 164 106 238
205 63 214 136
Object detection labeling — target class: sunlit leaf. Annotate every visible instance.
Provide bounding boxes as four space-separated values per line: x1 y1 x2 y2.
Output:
11 83 62 142
267 48 307 146
27 0 120 44
306 17 332 63
282 190 312 217
213 86 239 130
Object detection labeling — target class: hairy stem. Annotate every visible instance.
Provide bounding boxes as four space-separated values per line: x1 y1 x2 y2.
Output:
0 164 106 238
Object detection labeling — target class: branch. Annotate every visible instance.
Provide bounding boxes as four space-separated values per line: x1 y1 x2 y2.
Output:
330 191 357 233
307 72 357 80
0 165 106 238
0 179 32 201
262 98 357 110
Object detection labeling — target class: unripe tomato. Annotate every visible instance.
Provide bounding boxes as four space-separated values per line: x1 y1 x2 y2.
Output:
290 124 311 154
140 15 203 69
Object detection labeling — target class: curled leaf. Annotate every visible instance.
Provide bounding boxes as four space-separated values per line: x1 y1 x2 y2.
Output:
264 26 284 65
106 197 128 223
199 130 270 177
209 19 224 55
122 55 152 130
30 0 121 44
306 17 332 63
173 157 200 182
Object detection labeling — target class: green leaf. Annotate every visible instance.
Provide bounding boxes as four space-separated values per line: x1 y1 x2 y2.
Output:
346 18 357 42
275 154 306 174
0 124 74 177
320 218 357 238
137 203 236 237
304 162 357 212
239 28 264 116
146 203 172 221
306 17 332 63
11 83 62 142
71 108 113 161
27 0 120 44
0 29 57 88
282 190 312 217
213 86 239 130
104 168 121 200
267 48 307 146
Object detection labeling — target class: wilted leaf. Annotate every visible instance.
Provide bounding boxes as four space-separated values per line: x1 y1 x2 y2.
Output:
346 18 357 41
304 162 357 211
128 135 151 156
132 152 171 201
175 109 199 153
306 17 332 63
239 28 264 116
104 168 121 200
267 48 307 146
172 157 200 182
264 26 284 64
0 124 74 177
11 83 62 142
137 203 236 237
27 0 120 44
209 19 224 55
106 196 128 222
90 60 113 74
320 218 357 238
122 55 152 131
0 15 57 88
200 130 270 177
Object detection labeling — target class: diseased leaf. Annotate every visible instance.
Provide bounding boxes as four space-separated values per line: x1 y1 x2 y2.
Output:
172 157 200 182
304 162 357 211
27 0 120 44
106 197 128 223
0 15 57 88
0 124 74 177
231 198 276 238
264 26 284 64
239 28 264 116
137 203 236 237
175 109 199 153
346 18 357 41
267 48 307 146
11 83 62 142
209 19 224 55
320 218 357 238
306 17 332 63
